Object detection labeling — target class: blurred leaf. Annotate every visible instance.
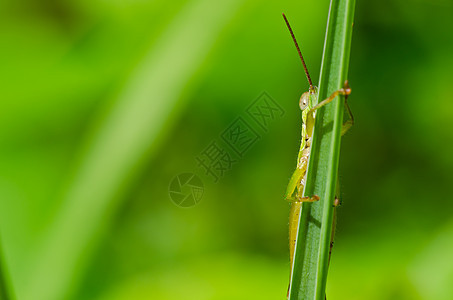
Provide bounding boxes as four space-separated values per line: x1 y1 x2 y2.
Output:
409 219 453 300
21 0 244 299
95 254 287 300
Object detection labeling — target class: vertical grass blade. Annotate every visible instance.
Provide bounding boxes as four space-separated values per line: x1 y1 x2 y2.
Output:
288 0 355 299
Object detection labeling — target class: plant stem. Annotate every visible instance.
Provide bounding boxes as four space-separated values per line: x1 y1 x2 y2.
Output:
288 0 355 299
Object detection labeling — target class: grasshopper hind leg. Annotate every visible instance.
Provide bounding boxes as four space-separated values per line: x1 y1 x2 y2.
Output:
341 83 354 136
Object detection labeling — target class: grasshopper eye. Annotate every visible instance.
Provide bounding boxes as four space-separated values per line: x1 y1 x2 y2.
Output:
299 92 310 110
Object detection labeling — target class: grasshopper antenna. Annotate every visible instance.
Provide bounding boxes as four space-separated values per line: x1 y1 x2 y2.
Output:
282 13 313 91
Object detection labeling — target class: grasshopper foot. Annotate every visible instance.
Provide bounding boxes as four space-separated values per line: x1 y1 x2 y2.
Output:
297 195 320 202
285 195 320 203
333 197 342 207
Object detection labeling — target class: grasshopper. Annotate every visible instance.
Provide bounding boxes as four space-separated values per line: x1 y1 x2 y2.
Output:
282 13 354 288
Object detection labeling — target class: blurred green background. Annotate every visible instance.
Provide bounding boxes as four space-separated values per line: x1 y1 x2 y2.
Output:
1 0 453 299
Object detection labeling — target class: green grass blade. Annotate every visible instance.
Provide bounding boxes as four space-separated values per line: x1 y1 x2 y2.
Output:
21 1 243 299
288 0 355 299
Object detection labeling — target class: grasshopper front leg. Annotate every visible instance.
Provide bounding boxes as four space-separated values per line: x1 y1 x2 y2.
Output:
306 81 354 136
284 157 320 204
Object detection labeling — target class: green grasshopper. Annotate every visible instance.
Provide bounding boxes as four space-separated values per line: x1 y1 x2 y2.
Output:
282 13 354 287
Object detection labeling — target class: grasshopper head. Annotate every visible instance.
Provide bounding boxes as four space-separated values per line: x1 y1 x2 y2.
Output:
299 92 310 110
299 87 318 111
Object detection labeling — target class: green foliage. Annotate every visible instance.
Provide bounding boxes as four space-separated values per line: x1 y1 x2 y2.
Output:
1 1 453 300
20 1 244 300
